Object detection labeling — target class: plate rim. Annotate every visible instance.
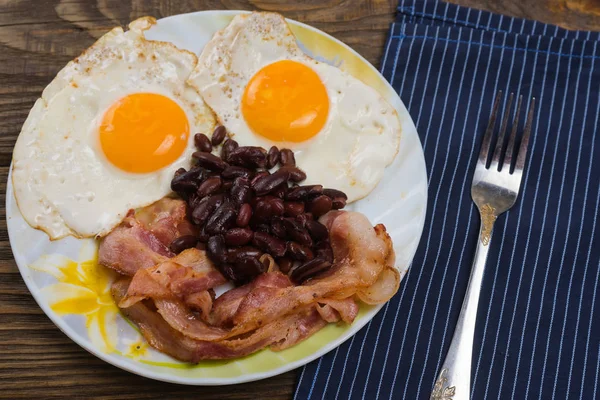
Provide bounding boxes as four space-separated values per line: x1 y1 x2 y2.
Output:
6 9 428 386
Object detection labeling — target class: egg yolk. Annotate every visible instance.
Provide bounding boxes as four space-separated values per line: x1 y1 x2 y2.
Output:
241 60 329 143
99 93 189 173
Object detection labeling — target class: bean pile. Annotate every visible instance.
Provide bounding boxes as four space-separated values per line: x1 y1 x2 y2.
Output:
169 125 348 284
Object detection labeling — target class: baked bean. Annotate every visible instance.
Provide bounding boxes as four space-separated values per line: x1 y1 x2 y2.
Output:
211 125 227 146
221 139 238 162
196 176 222 198
236 203 252 227
194 133 212 152
287 241 314 261
206 235 227 264
284 201 305 217
222 166 253 180
169 235 198 254
192 152 228 171
290 258 332 283
306 220 329 241
267 146 280 169
205 203 237 234
286 185 323 201
308 195 333 218
230 177 252 205
252 231 287 257
279 148 296 166
228 146 267 168
224 227 254 246
252 169 291 196
192 194 225 225
278 166 306 182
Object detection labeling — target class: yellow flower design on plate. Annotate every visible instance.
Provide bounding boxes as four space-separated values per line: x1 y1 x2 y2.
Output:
29 240 118 353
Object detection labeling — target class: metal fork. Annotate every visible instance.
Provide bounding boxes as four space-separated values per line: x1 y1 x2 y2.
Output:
430 92 535 400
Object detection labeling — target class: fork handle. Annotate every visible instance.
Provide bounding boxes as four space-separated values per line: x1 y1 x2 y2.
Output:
430 215 494 400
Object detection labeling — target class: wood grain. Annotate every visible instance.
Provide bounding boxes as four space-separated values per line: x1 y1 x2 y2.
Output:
0 0 598 399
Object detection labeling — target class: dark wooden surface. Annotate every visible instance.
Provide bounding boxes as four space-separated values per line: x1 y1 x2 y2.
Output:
0 0 598 399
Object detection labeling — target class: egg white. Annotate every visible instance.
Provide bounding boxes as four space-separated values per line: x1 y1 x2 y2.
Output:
189 12 402 202
12 17 216 240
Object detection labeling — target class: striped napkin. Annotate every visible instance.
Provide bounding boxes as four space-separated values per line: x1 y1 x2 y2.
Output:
295 1 600 399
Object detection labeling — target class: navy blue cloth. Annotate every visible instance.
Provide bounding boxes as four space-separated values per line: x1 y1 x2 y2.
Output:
295 1 600 399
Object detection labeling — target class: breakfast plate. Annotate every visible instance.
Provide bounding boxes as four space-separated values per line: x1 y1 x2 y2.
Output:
6 10 427 385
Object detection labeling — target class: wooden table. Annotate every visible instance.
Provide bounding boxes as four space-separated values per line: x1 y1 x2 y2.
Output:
1 1 598 398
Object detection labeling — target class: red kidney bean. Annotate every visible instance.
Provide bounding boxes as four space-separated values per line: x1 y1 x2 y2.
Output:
196 176 222 198
206 235 227 264
316 244 334 263
222 180 234 192
284 201 305 217
187 193 202 209
331 197 346 209
196 242 207 251
171 167 204 193
205 202 237 234
194 133 212 152
217 263 238 282
253 223 272 234
192 194 225 225
282 218 313 246
234 256 265 282
279 148 296 166
252 232 286 257
224 227 254 246
227 246 262 263
192 152 228 171
197 228 210 243
286 185 323 201
221 139 238 162
236 203 252 227
287 241 314 261
252 169 291 196
222 166 253 180
323 188 348 200
295 213 312 227
254 197 284 220
228 146 267 168
230 177 252 205
211 125 227 146
271 183 288 199
290 258 332 284
267 146 280 169
169 235 198 254
278 166 306 182
277 257 294 273
250 171 270 187
305 220 329 241
308 195 333 218
270 216 288 239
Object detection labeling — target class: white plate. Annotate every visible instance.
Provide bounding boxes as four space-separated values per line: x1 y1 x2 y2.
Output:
6 10 427 385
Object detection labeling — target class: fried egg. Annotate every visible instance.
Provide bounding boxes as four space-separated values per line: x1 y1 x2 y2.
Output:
189 12 401 202
12 17 215 240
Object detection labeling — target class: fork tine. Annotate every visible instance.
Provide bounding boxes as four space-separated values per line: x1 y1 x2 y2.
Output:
490 92 514 170
515 97 536 172
478 91 503 165
503 95 523 172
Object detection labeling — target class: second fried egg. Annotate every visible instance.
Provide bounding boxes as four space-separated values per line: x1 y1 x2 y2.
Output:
189 12 401 202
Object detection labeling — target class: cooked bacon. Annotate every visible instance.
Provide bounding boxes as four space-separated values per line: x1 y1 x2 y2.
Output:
98 198 193 276
119 248 226 309
184 290 214 320
98 213 171 276
134 197 197 246
112 278 328 361
317 298 359 324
